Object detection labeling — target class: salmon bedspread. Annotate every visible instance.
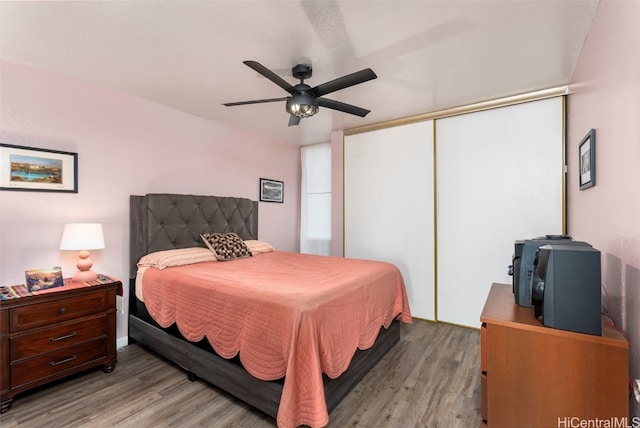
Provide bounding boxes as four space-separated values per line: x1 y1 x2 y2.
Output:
141 251 412 428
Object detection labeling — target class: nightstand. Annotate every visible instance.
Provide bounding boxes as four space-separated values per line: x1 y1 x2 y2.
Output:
0 277 120 412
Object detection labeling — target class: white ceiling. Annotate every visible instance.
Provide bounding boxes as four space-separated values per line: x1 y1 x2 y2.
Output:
0 1 598 146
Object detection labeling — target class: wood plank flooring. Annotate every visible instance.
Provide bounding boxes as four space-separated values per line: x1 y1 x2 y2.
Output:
0 320 481 427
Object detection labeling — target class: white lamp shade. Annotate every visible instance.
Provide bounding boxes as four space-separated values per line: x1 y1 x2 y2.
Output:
59 223 105 250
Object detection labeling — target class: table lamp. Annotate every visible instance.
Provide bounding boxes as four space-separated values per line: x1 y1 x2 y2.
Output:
59 223 105 282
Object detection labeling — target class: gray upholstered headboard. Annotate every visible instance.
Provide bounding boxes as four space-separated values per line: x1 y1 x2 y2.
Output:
129 193 258 280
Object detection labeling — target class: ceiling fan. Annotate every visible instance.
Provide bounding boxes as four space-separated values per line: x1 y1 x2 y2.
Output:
223 61 377 126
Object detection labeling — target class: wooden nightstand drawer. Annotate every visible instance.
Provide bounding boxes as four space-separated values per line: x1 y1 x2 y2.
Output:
10 314 107 361
10 339 108 388
10 292 110 332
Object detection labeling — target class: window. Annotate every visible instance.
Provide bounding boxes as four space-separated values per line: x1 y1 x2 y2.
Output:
300 143 331 255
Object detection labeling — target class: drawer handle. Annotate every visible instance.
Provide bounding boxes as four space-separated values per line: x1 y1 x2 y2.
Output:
50 354 77 367
59 307 67 314
50 331 77 342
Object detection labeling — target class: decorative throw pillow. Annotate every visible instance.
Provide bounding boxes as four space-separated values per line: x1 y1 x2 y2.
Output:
201 232 253 261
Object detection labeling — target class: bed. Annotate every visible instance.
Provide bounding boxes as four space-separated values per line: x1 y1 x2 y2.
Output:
128 193 411 428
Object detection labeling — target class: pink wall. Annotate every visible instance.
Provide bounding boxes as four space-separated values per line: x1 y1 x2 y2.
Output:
0 59 300 345
567 0 640 417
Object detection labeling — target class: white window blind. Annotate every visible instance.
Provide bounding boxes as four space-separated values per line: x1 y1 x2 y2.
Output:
300 143 331 255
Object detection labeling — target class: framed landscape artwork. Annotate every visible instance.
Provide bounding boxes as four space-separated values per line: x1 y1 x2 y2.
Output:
260 178 284 203
0 144 78 192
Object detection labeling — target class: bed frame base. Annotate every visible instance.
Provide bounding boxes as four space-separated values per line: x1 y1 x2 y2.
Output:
129 315 400 419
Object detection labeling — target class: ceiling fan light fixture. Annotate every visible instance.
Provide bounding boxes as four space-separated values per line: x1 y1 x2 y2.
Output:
286 94 318 118
224 61 376 126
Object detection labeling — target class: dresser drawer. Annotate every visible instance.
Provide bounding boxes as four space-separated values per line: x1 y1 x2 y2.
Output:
10 292 110 332
10 314 107 361
10 339 108 388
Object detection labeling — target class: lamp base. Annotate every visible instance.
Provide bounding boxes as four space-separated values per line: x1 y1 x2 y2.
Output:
71 250 98 283
71 270 98 283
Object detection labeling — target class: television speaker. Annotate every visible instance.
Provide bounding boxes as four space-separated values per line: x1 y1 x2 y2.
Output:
531 244 602 336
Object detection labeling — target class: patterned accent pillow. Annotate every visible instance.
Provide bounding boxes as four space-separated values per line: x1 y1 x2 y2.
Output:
201 232 253 261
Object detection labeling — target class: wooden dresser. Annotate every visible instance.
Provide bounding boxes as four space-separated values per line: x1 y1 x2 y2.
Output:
480 283 629 427
0 279 119 412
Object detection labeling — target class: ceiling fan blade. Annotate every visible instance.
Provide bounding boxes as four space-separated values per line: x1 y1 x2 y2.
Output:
243 60 296 95
310 68 377 97
222 97 287 107
317 98 371 117
288 115 301 127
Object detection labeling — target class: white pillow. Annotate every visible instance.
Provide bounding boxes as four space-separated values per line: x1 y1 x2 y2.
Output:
244 240 276 254
137 247 216 270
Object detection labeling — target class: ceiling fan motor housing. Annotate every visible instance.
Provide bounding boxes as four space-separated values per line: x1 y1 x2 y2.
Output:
292 64 313 81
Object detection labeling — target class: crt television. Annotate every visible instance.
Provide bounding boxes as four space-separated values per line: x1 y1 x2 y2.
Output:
530 244 602 336
510 235 591 307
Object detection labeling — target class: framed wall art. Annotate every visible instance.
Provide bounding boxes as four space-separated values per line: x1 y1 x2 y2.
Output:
259 178 283 203
578 129 596 190
0 144 78 193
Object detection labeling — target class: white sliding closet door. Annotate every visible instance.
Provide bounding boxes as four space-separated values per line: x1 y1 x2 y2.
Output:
344 121 435 320
436 97 564 327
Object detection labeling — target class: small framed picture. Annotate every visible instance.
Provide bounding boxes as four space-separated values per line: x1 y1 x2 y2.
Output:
579 129 596 190
259 178 284 203
25 266 64 292
0 144 78 193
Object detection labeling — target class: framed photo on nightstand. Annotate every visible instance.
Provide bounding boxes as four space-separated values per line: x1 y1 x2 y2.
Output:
25 266 64 292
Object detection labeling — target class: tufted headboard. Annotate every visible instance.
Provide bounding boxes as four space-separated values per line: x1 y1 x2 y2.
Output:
129 193 258 280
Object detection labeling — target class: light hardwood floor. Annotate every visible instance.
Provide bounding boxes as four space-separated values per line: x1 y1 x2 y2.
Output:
0 320 481 428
